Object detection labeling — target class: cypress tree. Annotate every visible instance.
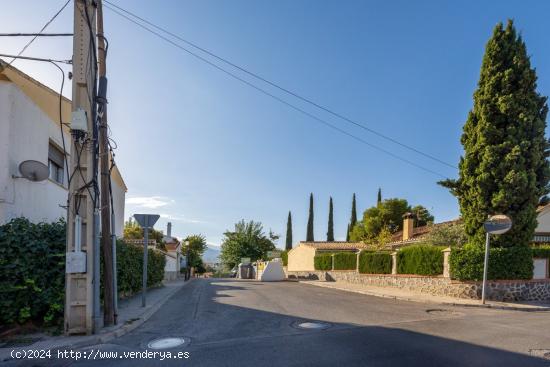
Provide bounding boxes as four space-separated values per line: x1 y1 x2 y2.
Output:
346 223 350 241
306 193 314 241
440 20 550 249
327 197 334 241
285 211 293 250
377 188 382 205
348 193 357 241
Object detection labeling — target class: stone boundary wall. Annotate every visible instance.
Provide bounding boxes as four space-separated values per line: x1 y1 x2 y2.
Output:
287 270 550 301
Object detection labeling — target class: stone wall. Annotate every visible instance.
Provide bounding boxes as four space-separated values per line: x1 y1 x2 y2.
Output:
287 270 550 301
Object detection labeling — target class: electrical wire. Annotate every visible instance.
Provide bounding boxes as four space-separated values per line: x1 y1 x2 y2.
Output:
0 33 72 37
104 3 449 178
104 0 457 170
0 54 71 64
8 0 71 66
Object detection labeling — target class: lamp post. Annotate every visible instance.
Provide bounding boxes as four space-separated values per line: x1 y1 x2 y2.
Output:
481 214 512 304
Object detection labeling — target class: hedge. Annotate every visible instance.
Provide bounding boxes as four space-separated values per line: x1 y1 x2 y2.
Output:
397 245 444 276
532 245 550 259
314 254 333 270
0 218 66 327
450 245 533 281
333 252 357 270
0 218 166 327
281 250 288 266
359 251 392 274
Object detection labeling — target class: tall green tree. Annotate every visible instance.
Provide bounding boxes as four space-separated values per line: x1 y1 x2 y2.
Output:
306 193 314 241
183 234 208 268
220 220 277 268
347 193 357 241
327 197 334 241
410 205 435 227
285 211 293 250
377 188 382 205
440 20 550 248
346 223 350 242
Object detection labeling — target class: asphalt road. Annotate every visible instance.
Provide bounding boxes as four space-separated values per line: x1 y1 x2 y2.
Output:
10 279 550 366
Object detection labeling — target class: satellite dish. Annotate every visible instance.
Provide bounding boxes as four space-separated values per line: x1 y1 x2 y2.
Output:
18 160 49 182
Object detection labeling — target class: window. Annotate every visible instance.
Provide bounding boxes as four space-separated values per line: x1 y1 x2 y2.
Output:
48 142 65 185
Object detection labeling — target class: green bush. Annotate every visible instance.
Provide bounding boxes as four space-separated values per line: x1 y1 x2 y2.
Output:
281 250 288 266
333 252 357 270
115 240 166 296
397 245 444 276
450 244 533 280
0 218 66 327
0 218 166 327
532 245 550 259
314 254 333 270
359 251 392 274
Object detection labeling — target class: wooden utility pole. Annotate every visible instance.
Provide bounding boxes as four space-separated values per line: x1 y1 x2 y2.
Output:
96 0 114 326
65 0 98 335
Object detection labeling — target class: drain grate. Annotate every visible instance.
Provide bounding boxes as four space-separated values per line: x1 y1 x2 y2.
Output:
292 321 331 330
147 337 188 350
426 309 463 317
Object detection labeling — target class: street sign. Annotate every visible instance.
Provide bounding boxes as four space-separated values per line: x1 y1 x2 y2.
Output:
133 214 160 307
241 258 251 265
133 214 160 229
481 214 512 304
483 214 512 235
267 251 281 259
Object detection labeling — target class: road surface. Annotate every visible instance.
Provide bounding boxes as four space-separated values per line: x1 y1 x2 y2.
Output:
11 279 550 366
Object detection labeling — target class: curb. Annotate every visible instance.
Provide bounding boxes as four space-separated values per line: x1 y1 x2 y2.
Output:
300 281 550 312
0 279 192 362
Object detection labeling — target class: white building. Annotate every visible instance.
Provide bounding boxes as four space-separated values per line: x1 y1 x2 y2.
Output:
0 60 127 235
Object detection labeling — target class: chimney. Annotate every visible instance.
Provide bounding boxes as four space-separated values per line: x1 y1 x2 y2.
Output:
167 222 172 238
402 212 414 241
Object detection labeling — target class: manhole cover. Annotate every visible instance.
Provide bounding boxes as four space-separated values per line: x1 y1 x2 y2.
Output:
147 337 187 350
292 321 331 330
426 309 463 317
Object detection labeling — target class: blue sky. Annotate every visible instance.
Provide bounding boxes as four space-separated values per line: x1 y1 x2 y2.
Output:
2 0 550 248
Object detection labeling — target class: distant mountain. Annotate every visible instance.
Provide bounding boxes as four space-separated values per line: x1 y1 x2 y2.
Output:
202 245 220 263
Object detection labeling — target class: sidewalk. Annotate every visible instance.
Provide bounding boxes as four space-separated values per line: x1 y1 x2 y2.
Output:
300 280 550 312
0 278 191 362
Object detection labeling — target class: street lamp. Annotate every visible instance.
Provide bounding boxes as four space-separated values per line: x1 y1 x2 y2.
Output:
481 214 512 304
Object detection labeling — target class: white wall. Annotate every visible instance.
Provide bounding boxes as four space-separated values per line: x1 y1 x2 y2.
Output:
0 81 126 234
0 81 68 224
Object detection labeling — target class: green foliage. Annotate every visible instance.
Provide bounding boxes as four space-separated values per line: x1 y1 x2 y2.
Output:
123 219 166 251
450 244 533 280
377 188 382 205
314 253 333 270
307 193 314 241
327 197 334 241
359 251 392 274
183 234 207 268
281 250 288 266
0 218 66 327
532 245 550 258
351 199 434 241
333 252 357 270
114 240 166 296
285 211 293 250
424 222 467 247
397 245 444 276
220 220 277 268
348 193 357 240
439 20 550 249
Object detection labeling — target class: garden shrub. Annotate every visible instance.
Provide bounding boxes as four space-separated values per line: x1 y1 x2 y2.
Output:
281 250 288 266
397 245 444 276
314 253 333 270
532 245 550 259
359 251 391 274
450 244 533 281
0 218 66 327
333 252 357 270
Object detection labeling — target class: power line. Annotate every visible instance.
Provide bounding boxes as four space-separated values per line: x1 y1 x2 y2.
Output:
104 4 448 179
104 0 457 170
8 0 71 66
0 54 71 64
0 33 72 37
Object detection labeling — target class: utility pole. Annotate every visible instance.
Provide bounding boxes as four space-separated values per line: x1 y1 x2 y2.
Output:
96 0 114 327
65 0 99 335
